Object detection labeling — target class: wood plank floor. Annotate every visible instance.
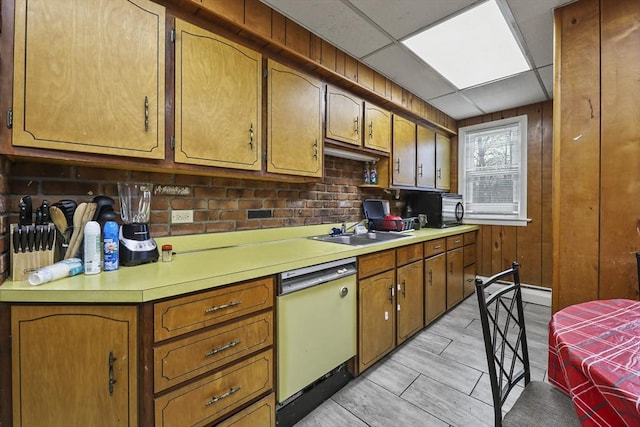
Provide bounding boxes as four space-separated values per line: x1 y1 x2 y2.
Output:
295 295 552 426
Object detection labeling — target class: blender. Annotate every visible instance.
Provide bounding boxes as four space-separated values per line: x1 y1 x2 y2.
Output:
118 182 159 266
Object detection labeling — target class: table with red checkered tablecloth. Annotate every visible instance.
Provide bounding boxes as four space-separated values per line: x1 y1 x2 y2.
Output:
548 299 640 426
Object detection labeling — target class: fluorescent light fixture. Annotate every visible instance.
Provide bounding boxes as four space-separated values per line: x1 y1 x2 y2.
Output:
402 0 530 89
324 146 379 162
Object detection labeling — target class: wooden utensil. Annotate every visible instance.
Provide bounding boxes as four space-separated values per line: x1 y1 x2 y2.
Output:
49 206 69 242
65 203 98 260
64 202 86 259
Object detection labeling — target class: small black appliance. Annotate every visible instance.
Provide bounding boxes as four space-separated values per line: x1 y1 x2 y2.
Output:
404 191 464 228
118 182 159 266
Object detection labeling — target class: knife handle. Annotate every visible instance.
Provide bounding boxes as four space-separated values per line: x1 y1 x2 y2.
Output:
34 225 42 252
26 225 34 252
20 226 27 253
13 226 20 254
47 224 55 250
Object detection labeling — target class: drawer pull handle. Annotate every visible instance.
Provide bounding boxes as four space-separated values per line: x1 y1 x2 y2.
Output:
434 245 441 249
205 340 242 357
206 386 241 406
205 300 242 313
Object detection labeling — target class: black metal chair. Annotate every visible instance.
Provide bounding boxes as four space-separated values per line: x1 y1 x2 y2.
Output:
636 252 640 297
475 262 580 427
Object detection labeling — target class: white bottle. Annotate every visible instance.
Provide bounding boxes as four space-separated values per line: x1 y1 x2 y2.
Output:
84 221 102 275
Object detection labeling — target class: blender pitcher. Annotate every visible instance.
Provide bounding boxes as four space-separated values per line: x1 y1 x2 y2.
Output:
117 182 158 265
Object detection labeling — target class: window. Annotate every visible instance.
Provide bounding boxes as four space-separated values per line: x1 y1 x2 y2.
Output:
458 115 528 226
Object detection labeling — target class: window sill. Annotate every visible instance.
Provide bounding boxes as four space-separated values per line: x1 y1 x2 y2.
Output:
463 218 531 227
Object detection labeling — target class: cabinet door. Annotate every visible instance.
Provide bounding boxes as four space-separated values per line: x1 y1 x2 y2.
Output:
425 253 446 324
267 60 323 177
358 270 395 373
12 0 165 159
396 260 424 344
363 102 391 153
464 264 477 298
416 125 436 188
174 20 262 170
446 248 464 309
435 133 451 190
325 85 362 146
11 305 138 427
392 115 416 187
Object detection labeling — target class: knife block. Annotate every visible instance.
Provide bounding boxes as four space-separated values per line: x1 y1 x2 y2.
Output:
11 226 56 282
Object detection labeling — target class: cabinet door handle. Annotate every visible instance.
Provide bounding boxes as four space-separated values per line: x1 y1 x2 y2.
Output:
428 270 433 286
369 121 373 139
249 123 254 149
354 116 359 135
313 139 318 159
389 286 394 302
144 96 149 132
108 351 117 396
437 167 441 179
205 340 242 357
401 280 406 297
205 300 242 313
206 386 241 406
395 158 400 174
418 163 423 177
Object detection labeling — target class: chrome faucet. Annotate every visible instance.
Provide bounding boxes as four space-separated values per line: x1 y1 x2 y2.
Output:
341 219 366 234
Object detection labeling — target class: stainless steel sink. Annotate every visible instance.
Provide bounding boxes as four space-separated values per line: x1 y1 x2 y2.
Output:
309 232 411 246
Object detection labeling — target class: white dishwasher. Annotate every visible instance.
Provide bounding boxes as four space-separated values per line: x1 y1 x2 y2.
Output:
276 257 357 426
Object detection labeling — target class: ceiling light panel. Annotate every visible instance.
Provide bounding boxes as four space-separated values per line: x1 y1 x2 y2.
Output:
402 0 530 89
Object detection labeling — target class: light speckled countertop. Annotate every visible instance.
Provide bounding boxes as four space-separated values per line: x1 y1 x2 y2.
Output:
0 224 478 303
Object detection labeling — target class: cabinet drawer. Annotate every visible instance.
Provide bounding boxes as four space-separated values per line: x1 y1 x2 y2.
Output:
396 243 423 266
424 238 446 258
155 349 273 427
358 250 395 278
446 234 464 250
464 231 477 246
215 393 275 427
463 245 476 267
154 277 274 342
154 311 273 393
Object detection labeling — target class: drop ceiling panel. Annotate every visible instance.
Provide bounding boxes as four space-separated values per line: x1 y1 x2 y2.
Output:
260 0 392 57
428 93 484 121
538 65 554 97
363 44 456 100
348 0 477 40
462 71 547 114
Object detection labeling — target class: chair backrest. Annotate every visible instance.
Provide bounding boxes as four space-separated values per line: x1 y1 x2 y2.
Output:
475 262 530 427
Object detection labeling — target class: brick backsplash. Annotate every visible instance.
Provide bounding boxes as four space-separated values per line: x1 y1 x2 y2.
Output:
7 157 401 237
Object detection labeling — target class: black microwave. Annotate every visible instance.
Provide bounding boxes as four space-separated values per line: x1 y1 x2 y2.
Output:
404 191 464 228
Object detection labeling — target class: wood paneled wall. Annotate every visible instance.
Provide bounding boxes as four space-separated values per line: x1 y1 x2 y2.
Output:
457 101 553 288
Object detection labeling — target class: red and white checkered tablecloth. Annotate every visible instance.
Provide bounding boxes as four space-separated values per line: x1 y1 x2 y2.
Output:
548 299 640 427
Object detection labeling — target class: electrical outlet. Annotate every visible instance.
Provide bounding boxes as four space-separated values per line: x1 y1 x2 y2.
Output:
171 209 193 224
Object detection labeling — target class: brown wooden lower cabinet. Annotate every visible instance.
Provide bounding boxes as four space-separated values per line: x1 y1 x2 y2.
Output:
215 393 276 427
154 350 273 427
396 243 424 344
11 305 138 427
425 252 447 324
358 267 396 373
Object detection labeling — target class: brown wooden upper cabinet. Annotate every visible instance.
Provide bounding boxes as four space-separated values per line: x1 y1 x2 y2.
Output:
267 60 323 178
325 85 363 146
416 124 436 188
174 19 262 170
11 0 165 159
435 133 451 190
392 115 416 187
363 102 391 153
